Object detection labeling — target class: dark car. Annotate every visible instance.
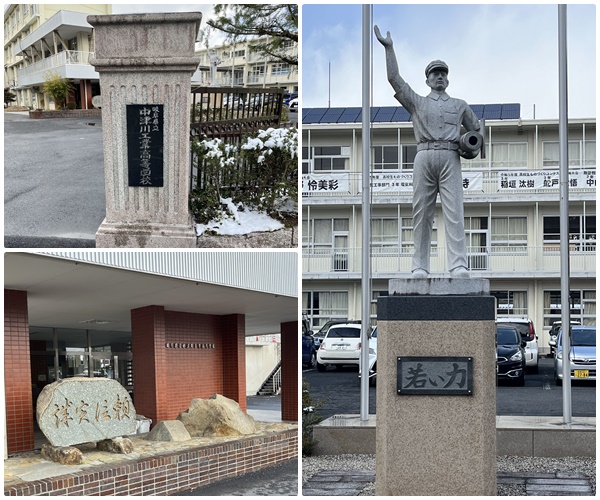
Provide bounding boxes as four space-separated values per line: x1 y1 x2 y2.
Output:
302 316 316 368
496 325 526 386
283 92 298 106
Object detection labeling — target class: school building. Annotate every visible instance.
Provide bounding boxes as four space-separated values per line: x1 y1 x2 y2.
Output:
302 104 596 349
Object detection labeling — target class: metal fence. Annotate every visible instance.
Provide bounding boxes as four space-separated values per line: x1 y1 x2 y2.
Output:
189 86 285 193
190 86 283 141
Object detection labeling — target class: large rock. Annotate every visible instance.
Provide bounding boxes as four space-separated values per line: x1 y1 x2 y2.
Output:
145 420 191 442
40 444 83 465
177 394 256 437
36 378 137 447
97 437 134 454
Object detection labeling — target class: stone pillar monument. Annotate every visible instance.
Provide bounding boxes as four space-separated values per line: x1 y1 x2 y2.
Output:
88 13 202 248
376 279 497 496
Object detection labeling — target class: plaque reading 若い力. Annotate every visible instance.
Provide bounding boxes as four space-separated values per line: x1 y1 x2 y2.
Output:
397 356 473 395
126 104 164 187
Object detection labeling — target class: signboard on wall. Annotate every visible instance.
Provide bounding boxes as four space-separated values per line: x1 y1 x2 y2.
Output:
126 104 164 187
499 169 596 190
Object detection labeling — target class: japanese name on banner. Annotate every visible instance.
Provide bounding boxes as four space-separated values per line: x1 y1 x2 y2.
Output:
302 173 350 195
499 170 596 191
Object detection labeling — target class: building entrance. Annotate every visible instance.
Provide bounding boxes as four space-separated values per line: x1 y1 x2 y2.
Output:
29 327 133 410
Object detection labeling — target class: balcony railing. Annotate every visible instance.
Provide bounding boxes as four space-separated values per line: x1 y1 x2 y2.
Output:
302 167 597 199
18 51 94 79
302 245 596 275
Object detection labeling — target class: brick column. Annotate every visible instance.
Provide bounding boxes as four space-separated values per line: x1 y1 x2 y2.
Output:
280 321 298 422
4 290 34 454
131 306 169 426
221 314 246 411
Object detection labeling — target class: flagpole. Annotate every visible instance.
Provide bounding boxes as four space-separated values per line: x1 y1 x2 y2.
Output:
558 4 572 424
360 4 372 421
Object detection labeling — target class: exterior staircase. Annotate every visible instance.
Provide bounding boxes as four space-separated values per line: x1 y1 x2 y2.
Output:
257 361 282 395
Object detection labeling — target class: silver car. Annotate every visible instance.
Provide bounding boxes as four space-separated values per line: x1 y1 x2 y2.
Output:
552 325 596 385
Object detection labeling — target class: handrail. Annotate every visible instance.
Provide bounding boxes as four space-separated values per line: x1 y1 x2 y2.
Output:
302 245 596 274
18 51 94 78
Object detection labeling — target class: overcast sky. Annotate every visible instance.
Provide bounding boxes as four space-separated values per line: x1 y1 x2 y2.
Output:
303 4 596 120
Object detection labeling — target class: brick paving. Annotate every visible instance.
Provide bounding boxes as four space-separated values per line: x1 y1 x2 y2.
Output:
303 470 594 496
498 471 594 496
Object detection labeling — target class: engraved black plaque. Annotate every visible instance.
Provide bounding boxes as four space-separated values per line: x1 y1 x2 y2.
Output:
397 356 473 395
126 104 164 187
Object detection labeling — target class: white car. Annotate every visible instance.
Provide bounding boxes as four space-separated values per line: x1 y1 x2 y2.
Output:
496 317 539 372
552 325 596 385
288 97 298 112
358 326 378 386
317 323 361 372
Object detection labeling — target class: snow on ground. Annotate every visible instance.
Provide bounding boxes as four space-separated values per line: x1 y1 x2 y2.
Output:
195 198 284 236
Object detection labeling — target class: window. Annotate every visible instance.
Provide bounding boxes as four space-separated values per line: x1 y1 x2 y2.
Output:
303 291 349 329
271 63 290 75
370 290 389 325
233 49 245 58
465 217 489 269
490 142 528 168
302 146 310 174
303 218 349 271
312 146 349 172
373 145 399 170
543 290 596 327
371 218 398 253
491 217 527 252
303 218 349 249
16 6 20 25
491 291 528 316
402 145 417 170
249 65 265 77
542 141 596 167
23 4 29 16
543 215 596 251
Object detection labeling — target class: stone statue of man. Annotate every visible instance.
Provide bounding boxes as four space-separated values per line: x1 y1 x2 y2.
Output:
375 25 483 279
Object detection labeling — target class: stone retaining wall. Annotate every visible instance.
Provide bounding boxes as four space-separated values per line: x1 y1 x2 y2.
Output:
4 429 297 496
29 110 102 119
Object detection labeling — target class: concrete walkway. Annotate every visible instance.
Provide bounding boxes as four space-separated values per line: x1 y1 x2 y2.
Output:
303 470 594 496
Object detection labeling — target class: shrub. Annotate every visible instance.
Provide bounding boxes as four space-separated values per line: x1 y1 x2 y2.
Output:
189 127 298 224
302 378 325 456
42 71 74 110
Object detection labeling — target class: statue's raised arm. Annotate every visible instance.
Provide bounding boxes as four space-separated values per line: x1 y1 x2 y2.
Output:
374 25 404 93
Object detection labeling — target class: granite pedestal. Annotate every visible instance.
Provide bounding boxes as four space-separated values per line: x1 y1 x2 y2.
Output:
376 279 496 496
88 13 202 248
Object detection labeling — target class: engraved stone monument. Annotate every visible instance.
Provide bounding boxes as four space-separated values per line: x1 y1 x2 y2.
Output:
36 378 136 447
88 13 202 247
376 281 497 496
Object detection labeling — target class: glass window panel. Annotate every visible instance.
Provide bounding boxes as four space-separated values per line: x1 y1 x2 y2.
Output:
332 158 346 170
313 220 332 244
384 146 398 164
333 218 349 232
584 141 595 165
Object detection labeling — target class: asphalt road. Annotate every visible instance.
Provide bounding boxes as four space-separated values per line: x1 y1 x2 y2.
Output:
303 357 596 419
4 112 105 246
